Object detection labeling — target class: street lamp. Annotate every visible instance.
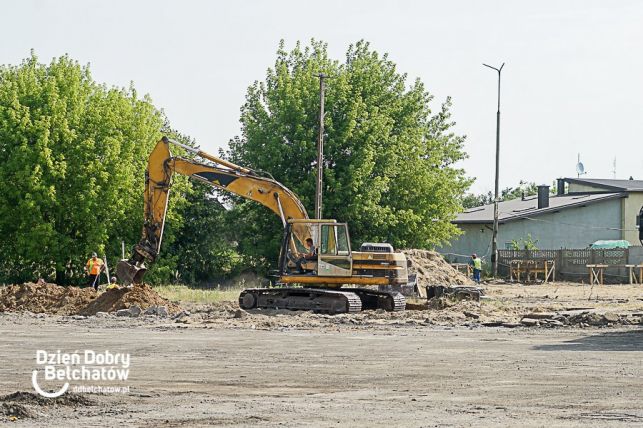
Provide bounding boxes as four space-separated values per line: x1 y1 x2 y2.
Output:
315 73 327 220
483 62 504 278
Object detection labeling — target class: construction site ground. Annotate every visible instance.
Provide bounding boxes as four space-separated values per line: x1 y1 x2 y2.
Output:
1 281 642 426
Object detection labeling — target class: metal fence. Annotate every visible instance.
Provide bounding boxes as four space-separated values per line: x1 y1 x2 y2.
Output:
498 248 630 281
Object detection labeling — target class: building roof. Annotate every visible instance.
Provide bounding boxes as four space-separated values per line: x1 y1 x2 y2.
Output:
564 177 643 191
456 192 626 224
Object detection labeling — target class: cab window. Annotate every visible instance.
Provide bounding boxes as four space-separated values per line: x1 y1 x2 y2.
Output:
320 224 337 255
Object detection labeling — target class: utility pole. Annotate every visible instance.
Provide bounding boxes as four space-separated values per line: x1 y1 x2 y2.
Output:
315 73 326 220
483 62 504 278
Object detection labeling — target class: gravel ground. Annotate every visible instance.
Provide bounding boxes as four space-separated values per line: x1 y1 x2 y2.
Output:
0 311 642 427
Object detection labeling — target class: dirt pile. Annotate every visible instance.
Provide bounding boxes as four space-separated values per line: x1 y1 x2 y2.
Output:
0 402 34 419
0 282 181 316
1 391 95 407
520 311 642 328
0 282 97 315
79 283 181 316
403 249 474 288
0 391 95 420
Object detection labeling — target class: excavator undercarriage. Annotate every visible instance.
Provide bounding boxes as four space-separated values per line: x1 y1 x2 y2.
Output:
238 287 405 314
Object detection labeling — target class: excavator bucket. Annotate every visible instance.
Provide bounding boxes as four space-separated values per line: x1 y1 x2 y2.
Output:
116 260 147 285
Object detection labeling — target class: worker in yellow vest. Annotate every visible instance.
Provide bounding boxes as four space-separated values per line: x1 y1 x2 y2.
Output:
106 276 119 290
85 252 104 290
471 254 482 284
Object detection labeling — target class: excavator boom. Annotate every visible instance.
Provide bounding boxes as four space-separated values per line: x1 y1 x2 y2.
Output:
116 136 310 284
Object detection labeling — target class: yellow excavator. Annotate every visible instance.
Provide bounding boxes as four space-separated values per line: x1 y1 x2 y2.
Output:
117 136 408 313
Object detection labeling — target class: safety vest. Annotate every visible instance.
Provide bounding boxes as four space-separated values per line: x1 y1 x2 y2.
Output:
87 258 104 275
473 258 482 270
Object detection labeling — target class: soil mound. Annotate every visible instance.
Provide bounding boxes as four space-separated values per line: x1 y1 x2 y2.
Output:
79 283 181 316
0 282 180 316
0 402 34 419
403 249 474 287
0 282 97 315
1 391 95 407
0 391 95 419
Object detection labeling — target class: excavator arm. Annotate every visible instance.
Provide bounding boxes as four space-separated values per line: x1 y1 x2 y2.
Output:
116 136 310 284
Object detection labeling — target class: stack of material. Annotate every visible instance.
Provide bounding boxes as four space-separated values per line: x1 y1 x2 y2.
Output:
403 250 474 298
426 285 484 301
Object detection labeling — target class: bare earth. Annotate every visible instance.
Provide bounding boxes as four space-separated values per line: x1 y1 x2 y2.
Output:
1 282 642 426
1 308 642 426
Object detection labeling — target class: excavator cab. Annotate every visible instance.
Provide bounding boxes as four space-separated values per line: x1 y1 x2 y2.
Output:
280 219 353 278
318 222 352 276
256 218 405 312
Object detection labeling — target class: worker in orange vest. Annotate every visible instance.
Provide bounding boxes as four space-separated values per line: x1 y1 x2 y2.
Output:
85 252 105 290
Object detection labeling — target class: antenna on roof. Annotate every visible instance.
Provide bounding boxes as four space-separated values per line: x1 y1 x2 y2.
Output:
612 157 616 179
576 153 587 178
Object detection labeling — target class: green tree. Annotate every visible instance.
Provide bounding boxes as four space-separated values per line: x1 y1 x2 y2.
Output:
510 233 539 250
162 181 246 284
461 180 539 209
502 181 538 201
0 53 184 284
461 192 492 209
225 40 471 269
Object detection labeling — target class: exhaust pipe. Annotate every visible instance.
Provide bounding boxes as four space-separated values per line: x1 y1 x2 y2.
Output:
116 260 147 284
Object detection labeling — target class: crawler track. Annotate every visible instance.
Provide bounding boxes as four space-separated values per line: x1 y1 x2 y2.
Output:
342 288 406 312
239 288 362 314
239 287 405 314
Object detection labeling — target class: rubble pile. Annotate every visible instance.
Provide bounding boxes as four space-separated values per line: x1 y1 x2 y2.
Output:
520 311 641 328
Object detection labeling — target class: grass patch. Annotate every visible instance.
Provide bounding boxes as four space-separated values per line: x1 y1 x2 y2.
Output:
154 284 242 304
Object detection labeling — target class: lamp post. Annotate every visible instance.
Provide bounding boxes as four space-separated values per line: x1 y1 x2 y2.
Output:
483 62 504 278
315 73 326 220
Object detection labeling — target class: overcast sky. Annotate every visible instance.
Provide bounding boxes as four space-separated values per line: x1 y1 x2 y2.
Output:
4 0 642 193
